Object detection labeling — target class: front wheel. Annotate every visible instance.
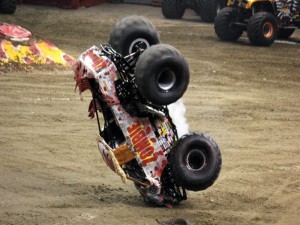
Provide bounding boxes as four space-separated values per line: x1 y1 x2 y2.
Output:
247 12 278 46
214 7 243 41
134 44 190 105
169 132 222 191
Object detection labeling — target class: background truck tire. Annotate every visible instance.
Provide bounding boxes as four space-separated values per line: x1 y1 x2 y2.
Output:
247 12 278 46
197 0 225 22
277 28 295 39
162 0 185 19
214 7 243 41
0 0 17 14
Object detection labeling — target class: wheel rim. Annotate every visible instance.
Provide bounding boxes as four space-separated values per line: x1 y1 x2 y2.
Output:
129 38 150 54
157 68 176 91
185 149 207 172
262 22 274 39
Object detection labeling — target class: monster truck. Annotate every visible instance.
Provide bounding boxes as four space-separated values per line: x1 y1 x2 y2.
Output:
0 0 17 14
214 0 300 46
75 16 222 206
162 0 227 22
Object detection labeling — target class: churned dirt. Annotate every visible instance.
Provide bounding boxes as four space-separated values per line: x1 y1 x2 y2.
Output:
0 3 299 225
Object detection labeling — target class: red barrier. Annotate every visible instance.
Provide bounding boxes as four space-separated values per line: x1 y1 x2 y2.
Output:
17 0 106 9
0 23 32 41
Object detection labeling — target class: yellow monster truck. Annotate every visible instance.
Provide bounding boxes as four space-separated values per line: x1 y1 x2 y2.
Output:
214 0 300 46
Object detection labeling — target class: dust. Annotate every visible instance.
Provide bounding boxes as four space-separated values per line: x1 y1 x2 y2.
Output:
168 98 189 137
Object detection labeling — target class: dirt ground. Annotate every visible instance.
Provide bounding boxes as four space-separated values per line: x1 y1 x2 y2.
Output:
1 3 300 225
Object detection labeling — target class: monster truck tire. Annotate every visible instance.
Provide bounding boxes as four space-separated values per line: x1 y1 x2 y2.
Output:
197 0 225 22
247 12 278 46
135 44 189 105
277 28 295 39
214 7 243 41
169 132 222 191
162 0 185 19
108 16 160 56
0 0 17 14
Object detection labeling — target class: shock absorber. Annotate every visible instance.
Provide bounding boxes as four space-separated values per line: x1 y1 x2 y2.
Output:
292 0 300 14
276 0 300 20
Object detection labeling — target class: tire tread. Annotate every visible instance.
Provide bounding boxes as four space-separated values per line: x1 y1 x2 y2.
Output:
214 7 243 41
247 12 278 46
108 16 160 55
169 132 222 191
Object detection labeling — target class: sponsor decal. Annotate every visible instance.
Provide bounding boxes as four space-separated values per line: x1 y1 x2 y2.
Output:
127 121 162 167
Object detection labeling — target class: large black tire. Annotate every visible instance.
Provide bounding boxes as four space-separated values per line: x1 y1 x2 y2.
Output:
134 44 189 105
277 28 295 39
169 132 222 191
247 12 278 46
197 0 225 22
162 0 185 19
214 7 243 42
108 16 160 56
0 0 17 14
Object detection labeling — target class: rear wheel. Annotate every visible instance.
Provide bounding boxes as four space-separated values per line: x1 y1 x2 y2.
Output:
197 0 225 22
247 12 278 46
108 16 160 56
162 0 185 19
169 132 222 191
0 0 17 14
277 28 295 39
134 44 190 105
214 7 243 41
